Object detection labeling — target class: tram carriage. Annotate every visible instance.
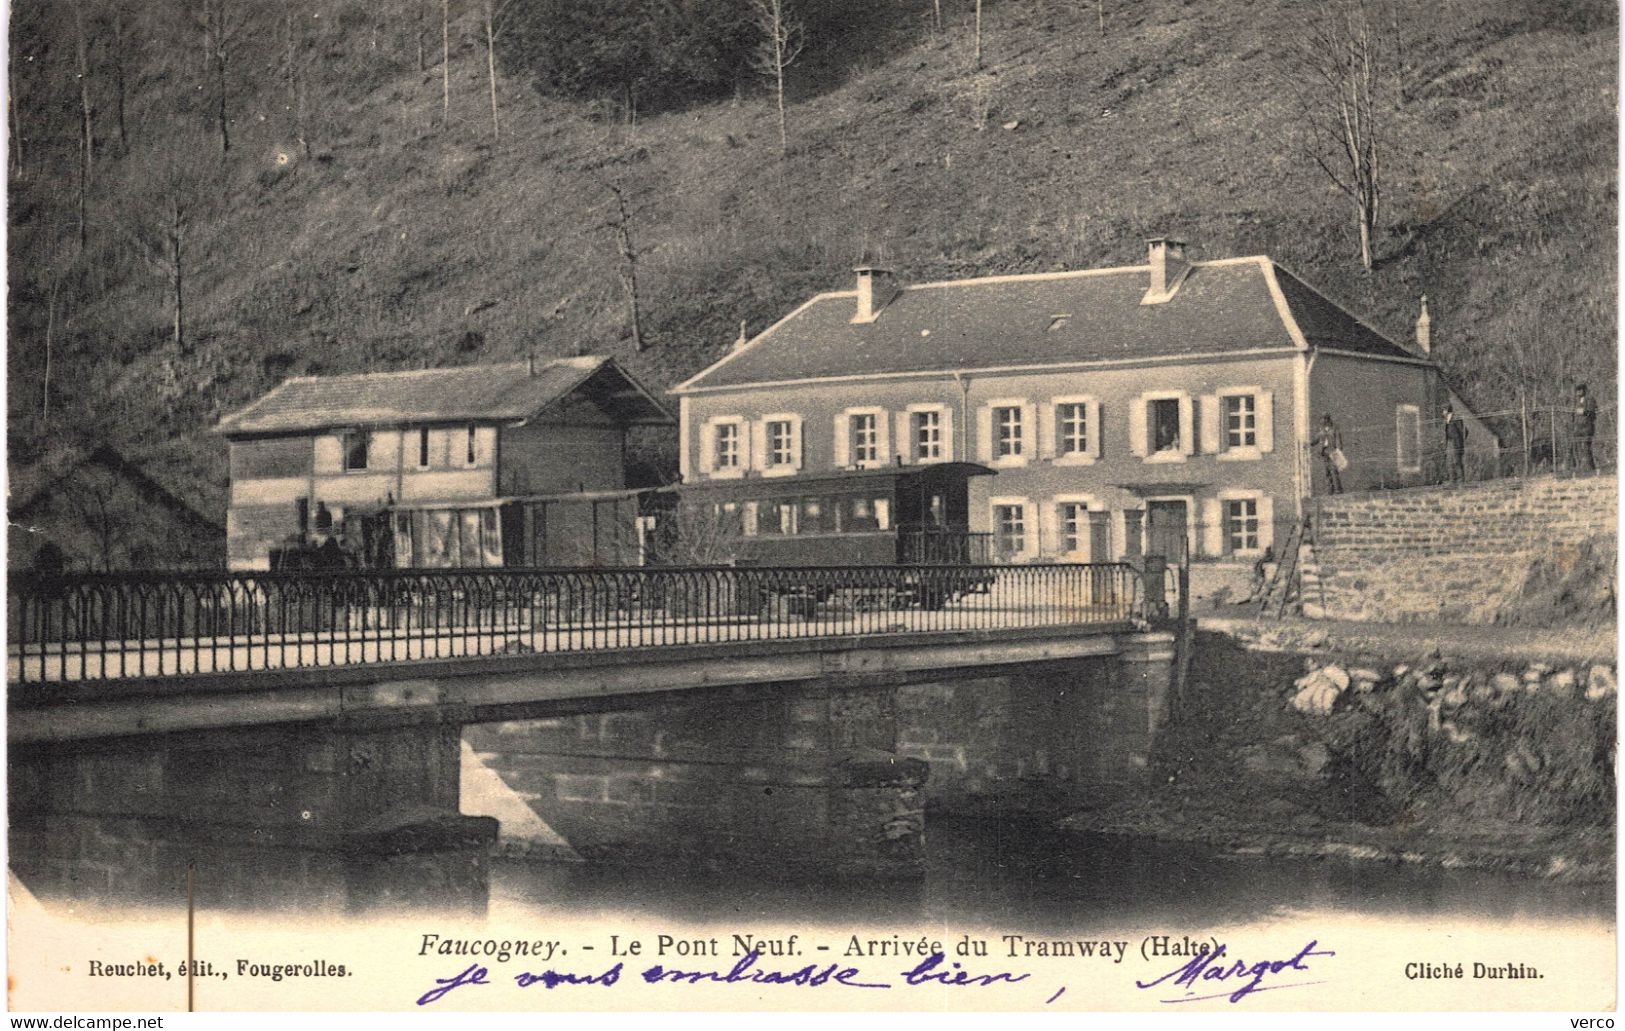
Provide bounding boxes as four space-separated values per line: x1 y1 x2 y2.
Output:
673 462 997 608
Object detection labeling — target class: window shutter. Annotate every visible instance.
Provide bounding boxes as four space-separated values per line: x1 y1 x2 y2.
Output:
939 406 955 463
833 412 850 468
1022 502 1038 559
791 418 804 470
751 420 768 471
1178 394 1196 455
1203 498 1225 558
874 409 892 465
1200 394 1222 454
1037 402 1057 459
1256 390 1275 453
895 411 911 464
738 421 753 472
1087 401 1102 459
975 406 993 463
1128 396 1148 457
699 421 717 475
1258 494 1276 551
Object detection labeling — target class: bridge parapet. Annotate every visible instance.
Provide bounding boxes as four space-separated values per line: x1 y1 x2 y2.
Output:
9 563 1144 684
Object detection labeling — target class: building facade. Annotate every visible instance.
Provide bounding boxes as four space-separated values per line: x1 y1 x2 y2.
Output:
672 240 1497 568
216 356 673 570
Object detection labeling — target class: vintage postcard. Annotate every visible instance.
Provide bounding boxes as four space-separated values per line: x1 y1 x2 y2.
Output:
5 0 1616 1014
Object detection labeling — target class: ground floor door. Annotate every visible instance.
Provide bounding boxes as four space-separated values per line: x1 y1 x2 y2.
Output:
1146 500 1189 563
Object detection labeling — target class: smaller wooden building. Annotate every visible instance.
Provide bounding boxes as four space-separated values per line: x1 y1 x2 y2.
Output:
216 357 674 570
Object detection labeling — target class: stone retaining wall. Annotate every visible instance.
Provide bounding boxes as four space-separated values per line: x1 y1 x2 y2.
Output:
1311 475 1616 623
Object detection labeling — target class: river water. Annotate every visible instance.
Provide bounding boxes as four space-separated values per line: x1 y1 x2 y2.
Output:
489 815 1614 930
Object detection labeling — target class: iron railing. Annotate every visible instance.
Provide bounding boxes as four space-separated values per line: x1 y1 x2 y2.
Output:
7 563 1143 684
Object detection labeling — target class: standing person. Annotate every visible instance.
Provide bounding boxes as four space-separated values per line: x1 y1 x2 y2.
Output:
1316 414 1345 495
1443 404 1468 483
1572 383 1598 473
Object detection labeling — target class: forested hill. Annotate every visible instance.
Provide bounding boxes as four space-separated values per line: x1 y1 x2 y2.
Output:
6 0 1617 534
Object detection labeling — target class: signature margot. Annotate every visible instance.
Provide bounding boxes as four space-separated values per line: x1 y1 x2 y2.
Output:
1135 940 1335 1004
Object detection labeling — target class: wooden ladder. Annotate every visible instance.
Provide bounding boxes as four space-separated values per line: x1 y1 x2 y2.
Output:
1257 518 1303 618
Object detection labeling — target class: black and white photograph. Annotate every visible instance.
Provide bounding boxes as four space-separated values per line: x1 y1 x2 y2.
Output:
4 0 1617 1014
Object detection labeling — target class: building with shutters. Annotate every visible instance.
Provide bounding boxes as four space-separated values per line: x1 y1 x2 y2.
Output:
216 356 673 570
671 238 1495 568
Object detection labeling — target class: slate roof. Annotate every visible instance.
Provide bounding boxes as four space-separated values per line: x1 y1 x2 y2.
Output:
217 357 673 436
675 257 1424 392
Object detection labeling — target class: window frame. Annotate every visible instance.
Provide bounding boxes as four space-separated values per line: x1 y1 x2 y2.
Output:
1135 390 1193 465
341 428 371 473
464 423 479 468
1048 394 1100 465
910 405 945 463
759 412 803 477
417 427 433 469
1213 386 1269 461
1214 488 1273 558
989 495 1033 561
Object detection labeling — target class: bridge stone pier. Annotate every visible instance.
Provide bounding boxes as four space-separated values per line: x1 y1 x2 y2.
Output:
10 625 1174 910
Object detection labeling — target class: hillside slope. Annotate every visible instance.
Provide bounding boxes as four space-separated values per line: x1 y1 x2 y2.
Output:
6 0 1616 554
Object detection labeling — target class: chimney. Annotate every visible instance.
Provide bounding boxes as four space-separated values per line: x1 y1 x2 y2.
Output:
1415 295 1431 355
852 266 898 324
731 319 749 351
1141 236 1191 305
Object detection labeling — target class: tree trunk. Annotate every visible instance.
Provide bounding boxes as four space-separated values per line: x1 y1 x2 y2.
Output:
441 0 450 124
216 51 230 153
932 0 941 31
774 51 787 157
171 203 185 353
1357 206 1373 272
77 147 88 251
41 274 58 429
1098 0 1106 36
417 0 426 71
485 12 499 140
610 185 645 352
973 0 983 69
74 8 94 183
113 17 130 155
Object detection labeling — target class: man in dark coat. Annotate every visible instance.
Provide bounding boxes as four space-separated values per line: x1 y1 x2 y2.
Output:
1443 404 1468 483
1316 415 1345 495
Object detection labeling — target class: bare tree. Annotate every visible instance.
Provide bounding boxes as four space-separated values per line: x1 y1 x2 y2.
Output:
606 181 646 352
72 4 96 249
195 0 247 154
128 147 211 354
63 465 121 572
482 0 512 140
749 0 805 159
1286 0 1390 272
105 0 136 155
